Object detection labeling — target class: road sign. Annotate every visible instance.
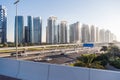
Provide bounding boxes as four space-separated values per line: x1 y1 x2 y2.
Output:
83 43 94 47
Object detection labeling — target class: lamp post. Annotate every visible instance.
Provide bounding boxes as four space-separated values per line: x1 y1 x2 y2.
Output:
14 0 20 60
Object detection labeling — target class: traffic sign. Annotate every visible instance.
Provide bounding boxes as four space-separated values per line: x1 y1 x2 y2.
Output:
83 43 94 47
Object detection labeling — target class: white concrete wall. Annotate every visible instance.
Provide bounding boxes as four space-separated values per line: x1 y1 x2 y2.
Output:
0 58 120 80
17 61 49 80
90 69 120 80
49 64 89 80
0 58 20 78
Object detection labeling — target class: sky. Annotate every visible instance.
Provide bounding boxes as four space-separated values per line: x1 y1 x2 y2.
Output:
1 0 120 42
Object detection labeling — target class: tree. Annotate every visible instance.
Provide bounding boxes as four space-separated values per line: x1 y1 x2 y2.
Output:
107 45 120 59
75 54 104 69
94 54 108 66
18 43 23 47
23 43 28 46
100 46 108 52
3 43 8 47
8 43 15 47
77 54 96 64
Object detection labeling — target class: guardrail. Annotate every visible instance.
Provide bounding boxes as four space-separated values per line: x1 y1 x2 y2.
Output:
0 58 120 80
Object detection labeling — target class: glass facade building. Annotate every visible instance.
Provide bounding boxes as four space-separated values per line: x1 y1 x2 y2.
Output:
33 17 42 44
15 16 24 44
27 16 33 43
25 26 29 43
47 16 57 44
90 25 96 42
81 24 90 43
0 5 7 43
59 21 67 43
69 22 80 43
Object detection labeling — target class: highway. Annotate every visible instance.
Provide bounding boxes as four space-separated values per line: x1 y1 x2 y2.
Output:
0 47 101 65
0 42 111 51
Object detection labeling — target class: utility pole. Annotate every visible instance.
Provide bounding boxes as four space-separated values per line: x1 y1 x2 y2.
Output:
14 0 20 60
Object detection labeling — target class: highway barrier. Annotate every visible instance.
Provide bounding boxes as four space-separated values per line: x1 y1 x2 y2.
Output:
90 69 120 80
0 58 120 80
17 61 49 80
0 58 20 78
49 64 89 80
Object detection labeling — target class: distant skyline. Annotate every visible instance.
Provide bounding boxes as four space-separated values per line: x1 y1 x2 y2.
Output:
1 0 120 42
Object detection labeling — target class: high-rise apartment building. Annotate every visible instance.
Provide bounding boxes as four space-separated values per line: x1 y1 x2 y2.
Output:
33 17 42 44
47 16 57 44
81 24 90 43
112 34 117 41
46 26 49 43
15 16 24 44
25 26 29 43
0 5 7 43
59 21 67 43
90 25 96 42
96 27 99 42
57 24 60 43
109 33 114 42
105 30 111 43
69 22 81 43
99 29 105 43
69 24 74 43
27 16 33 43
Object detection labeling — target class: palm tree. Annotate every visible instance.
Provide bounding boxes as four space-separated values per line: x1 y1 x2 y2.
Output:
74 54 104 69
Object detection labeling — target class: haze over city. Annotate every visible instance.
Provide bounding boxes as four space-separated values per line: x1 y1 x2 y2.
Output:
1 0 120 42
1 0 120 80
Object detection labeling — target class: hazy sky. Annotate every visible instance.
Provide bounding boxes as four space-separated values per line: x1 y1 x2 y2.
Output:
1 0 120 42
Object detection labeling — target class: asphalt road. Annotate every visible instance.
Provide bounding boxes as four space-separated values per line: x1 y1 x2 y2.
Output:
1 47 101 65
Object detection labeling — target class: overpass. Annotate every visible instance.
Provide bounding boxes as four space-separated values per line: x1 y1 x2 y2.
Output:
0 42 116 51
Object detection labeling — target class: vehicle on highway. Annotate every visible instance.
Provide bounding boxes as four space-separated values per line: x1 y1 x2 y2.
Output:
10 51 27 56
46 57 52 61
60 52 66 55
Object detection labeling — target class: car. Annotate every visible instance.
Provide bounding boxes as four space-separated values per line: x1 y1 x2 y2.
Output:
10 52 22 56
46 57 52 61
11 51 27 56
60 53 65 55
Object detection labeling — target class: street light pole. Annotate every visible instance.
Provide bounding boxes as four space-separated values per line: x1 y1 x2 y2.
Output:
14 0 20 60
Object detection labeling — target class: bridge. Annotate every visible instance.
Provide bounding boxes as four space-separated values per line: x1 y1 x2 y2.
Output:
0 42 119 51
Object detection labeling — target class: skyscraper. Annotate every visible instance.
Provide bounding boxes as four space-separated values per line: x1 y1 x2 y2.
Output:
33 17 42 44
59 21 67 43
96 27 99 42
27 16 33 43
112 34 117 41
0 5 7 43
69 24 74 43
90 25 96 42
15 16 24 44
105 30 111 42
57 24 60 43
81 24 90 43
69 22 81 43
99 29 105 43
47 16 57 44
46 26 49 43
109 33 114 42
25 26 29 43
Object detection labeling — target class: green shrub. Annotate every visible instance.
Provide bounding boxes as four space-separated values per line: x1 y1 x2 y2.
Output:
100 59 108 66
74 61 85 67
110 59 120 69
